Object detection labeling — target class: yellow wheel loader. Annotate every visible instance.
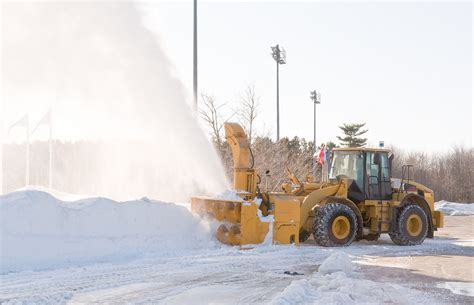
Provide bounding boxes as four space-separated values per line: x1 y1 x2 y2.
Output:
191 123 444 247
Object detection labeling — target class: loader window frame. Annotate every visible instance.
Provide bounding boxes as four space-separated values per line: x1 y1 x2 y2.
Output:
329 151 364 191
364 151 392 200
366 152 381 199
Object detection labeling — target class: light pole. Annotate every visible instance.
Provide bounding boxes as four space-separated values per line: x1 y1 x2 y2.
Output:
310 90 321 178
193 0 198 111
271 44 286 141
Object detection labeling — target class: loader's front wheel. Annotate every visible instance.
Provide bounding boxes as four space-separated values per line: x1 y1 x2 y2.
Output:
389 204 428 246
299 230 311 243
313 203 358 247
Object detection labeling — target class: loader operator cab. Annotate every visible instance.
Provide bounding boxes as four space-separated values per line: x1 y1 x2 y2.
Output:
329 148 392 202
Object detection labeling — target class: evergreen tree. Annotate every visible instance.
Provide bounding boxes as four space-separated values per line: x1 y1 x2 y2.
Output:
337 123 368 147
325 141 338 150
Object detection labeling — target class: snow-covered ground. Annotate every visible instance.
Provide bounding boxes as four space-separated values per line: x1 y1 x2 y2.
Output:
435 200 474 216
1 189 473 304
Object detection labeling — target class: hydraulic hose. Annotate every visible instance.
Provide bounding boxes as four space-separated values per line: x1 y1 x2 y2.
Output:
249 145 255 169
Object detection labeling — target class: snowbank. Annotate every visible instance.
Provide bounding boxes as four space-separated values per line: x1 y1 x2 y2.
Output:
271 278 318 305
435 201 474 216
318 251 354 275
0 190 215 273
17 185 88 201
272 252 432 304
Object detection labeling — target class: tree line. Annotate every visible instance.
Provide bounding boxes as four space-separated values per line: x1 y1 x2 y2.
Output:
3 138 472 202
200 85 473 203
2 85 472 203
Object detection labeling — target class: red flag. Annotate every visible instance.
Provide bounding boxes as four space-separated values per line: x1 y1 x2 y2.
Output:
318 149 325 165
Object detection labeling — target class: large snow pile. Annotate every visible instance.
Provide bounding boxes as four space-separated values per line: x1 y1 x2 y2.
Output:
435 201 474 216
0 190 215 273
18 185 88 201
318 251 354 275
271 252 433 304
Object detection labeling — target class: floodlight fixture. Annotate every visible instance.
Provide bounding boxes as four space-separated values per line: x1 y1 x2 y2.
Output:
310 90 321 104
271 45 286 64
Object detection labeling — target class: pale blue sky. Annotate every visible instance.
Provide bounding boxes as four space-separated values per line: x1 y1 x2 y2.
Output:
140 1 472 153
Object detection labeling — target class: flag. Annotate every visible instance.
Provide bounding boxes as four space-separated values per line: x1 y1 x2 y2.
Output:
30 110 51 136
7 114 29 135
318 148 325 165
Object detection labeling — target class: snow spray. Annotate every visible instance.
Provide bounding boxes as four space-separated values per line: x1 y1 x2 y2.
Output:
2 2 229 201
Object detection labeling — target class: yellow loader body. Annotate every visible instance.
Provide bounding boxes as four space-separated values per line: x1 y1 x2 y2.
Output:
191 123 443 247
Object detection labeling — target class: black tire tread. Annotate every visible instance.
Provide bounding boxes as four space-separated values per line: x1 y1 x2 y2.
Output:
299 230 311 243
313 203 358 247
389 204 428 246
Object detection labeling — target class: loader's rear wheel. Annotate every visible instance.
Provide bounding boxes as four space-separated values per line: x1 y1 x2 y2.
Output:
313 203 358 247
389 204 428 246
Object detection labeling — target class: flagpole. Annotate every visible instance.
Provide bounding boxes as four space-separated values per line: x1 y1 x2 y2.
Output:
49 113 52 189
0 142 2 195
26 117 30 186
0 123 3 195
0 143 2 195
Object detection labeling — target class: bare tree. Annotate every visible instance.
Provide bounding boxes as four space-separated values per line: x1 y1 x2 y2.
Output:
199 94 227 147
199 94 236 180
238 84 260 144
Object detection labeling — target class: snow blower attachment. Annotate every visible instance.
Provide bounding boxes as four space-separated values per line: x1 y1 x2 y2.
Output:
191 123 301 246
191 197 272 245
191 123 444 247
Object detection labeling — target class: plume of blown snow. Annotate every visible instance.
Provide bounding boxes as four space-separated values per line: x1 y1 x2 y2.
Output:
2 2 229 201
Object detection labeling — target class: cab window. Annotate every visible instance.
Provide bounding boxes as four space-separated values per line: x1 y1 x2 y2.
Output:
365 151 391 200
329 151 364 190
